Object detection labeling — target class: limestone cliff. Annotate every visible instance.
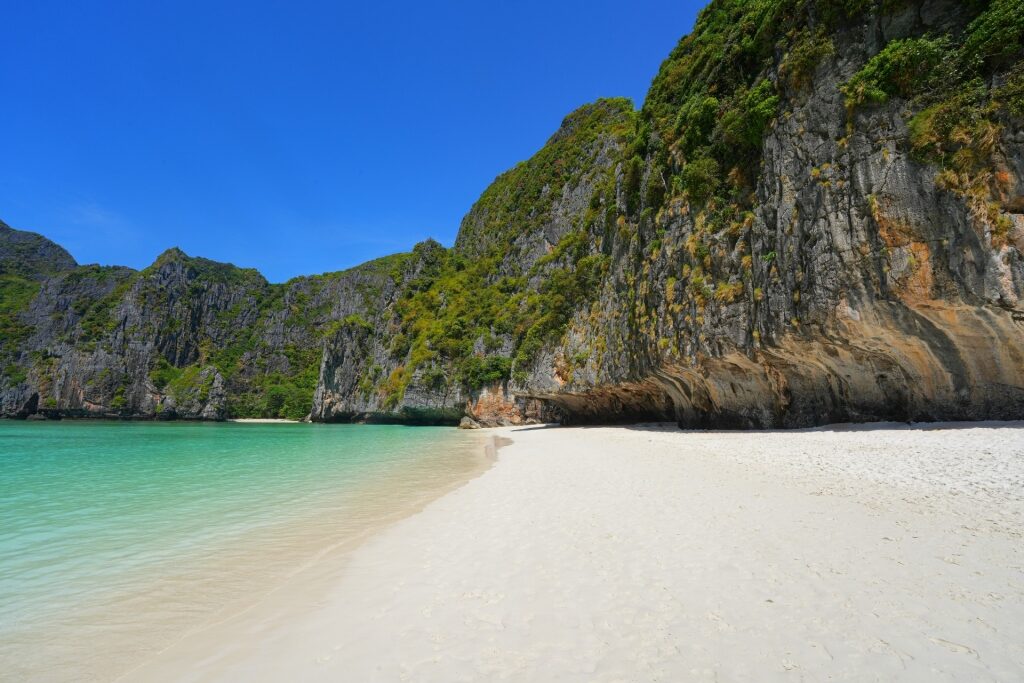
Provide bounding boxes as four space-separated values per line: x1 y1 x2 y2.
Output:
0 233 419 420
2 0 1023 427
530 0 1024 427
316 0 1024 428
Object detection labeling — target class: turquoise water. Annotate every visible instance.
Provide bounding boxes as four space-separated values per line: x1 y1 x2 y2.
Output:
0 420 483 681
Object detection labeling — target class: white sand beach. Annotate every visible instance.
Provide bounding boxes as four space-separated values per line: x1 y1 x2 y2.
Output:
131 422 1024 682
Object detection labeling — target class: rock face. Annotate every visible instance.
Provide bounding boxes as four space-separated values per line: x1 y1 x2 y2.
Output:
3 0 1024 427
0 220 77 278
0 236 424 420
311 241 469 424
529 0 1024 428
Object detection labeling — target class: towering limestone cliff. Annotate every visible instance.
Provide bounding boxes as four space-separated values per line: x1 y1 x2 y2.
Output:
3 0 1023 427
0 227 423 420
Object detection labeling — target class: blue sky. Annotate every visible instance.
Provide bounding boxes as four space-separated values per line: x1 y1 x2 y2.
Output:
2 1 699 282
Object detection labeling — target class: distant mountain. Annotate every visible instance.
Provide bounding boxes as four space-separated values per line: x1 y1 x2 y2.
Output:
3 0 1024 427
0 220 77 279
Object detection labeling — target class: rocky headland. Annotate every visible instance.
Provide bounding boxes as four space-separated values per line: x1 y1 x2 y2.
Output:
3 0 1023 428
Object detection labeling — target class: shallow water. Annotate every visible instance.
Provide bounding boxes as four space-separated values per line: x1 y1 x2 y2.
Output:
0 420 484 681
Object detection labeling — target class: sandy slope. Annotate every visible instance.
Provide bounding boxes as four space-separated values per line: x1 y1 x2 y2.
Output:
133 422 1024 682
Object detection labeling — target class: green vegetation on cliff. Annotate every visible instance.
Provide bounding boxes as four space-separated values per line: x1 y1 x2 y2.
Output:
455 98 633 256
0 276 38 340
382 99 632 396
639 0 930 219
0 221 77 280
841 0 1023 243
4 0 1023 424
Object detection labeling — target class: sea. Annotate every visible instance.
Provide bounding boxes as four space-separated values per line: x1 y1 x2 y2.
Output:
0 420 485 681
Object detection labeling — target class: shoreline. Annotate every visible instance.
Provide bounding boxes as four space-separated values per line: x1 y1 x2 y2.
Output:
129 421 1024 681
0 424 495 683
12 407 1024 432
110 431 498 683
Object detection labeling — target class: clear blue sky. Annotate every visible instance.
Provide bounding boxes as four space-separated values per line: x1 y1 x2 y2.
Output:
1 0 699 282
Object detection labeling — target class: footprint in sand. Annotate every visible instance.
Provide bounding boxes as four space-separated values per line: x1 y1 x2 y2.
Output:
930 637 979 658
